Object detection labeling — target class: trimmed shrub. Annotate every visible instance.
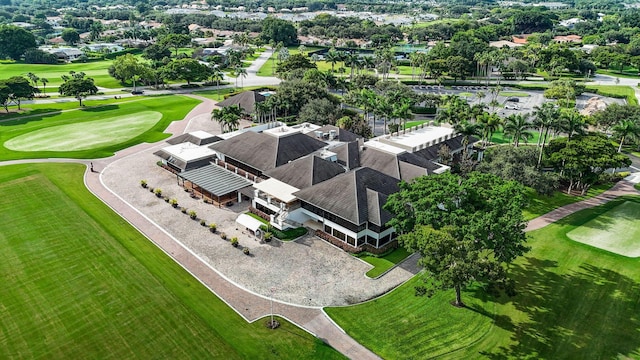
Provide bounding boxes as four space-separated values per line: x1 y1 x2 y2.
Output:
169 198 178 208
209 223 217 233
220 232 227 240
154 188 162 197
231 237 239 247
140 180 148 188
243 247 250 255
181 207 187 214
200 219 207 226
264 232 273 242
189 210 197 220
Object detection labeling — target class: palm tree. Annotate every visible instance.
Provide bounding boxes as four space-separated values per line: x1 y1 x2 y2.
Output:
454 120 481 146
558 108 587 142
503 113 533 147
209 67 224 87
325 50 340 72
612 119 640 152
474 91 486 105
234 66 248 89
393 99 413 134
40 78 48 96
532 103 559 167
476 112 502 146
211 105 242 133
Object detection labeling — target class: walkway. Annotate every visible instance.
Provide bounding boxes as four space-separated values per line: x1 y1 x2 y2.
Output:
526 180 639 232
0 93 380 360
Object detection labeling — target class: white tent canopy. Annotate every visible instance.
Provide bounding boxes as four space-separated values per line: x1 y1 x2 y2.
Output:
235 214 265 232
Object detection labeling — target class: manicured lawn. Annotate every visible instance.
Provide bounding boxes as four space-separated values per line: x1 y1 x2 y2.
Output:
0 163 343 359
0 60 121 88
356 247 412 278
0 97 140 121
246 212 308 241
404 120 427 129
585 85 638 106
326 196 640 359
566 201 640 257
256 46 324 76
194 86 271 101
597 69 640 79
490 131 541 145
499 91 529 97
523 183 613 220
0 96 200 160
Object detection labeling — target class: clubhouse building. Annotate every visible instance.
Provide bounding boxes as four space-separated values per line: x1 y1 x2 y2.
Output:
155 121 472 252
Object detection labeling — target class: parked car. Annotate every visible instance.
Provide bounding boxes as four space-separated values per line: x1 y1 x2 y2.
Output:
506 97 519 102
505 103 520 110
131 90 144 95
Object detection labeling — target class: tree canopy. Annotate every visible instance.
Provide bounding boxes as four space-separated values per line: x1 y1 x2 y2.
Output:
384 172 529 306
0 25 37 60
58 72 98 106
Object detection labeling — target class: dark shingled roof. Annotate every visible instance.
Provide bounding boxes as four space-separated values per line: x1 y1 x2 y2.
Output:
294 167 399 225
209 131 327 172
333 141 360 170
359 146 439 181
413 134 476 161
264 155 345 189
217 91 266 114
306 125 360 142
167 133 222 146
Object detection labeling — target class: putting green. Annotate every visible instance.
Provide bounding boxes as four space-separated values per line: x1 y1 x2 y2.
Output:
4 111 162 152
566 201 640 257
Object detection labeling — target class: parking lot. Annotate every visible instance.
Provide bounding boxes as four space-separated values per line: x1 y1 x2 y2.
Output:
411 85 626 118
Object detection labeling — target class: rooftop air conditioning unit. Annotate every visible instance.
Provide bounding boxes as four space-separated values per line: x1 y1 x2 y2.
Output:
315 130 323 138
329 130 337 140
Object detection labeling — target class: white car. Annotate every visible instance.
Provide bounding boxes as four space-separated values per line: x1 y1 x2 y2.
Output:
505 103 520 110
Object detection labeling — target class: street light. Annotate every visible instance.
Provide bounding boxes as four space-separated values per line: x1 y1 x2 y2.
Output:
270 287 275 329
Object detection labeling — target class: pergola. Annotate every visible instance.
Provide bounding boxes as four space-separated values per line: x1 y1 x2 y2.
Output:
177 164 253 206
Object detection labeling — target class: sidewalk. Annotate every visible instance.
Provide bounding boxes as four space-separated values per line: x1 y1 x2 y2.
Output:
525 180 639 232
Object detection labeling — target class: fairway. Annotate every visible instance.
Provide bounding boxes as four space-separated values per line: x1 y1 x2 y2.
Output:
327 196 640 359
5 111 161 151
0 95 200 160
567 201 640 257
0 164 342 359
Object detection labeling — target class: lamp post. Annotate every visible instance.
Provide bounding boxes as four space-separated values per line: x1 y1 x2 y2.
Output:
270 287 275 328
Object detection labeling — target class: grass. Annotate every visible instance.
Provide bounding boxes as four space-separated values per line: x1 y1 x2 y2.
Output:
0 59 121 88
0 97 142 121
5 111 162 152
0 96 200 160
0 163 343 359
585 85 638 106
597 69 640 79
246 212 308 241
635 183 640 191
404 120 427 129
523 183 613 220
356 247 412 278
326 195 640 359
490 131 541 145
499 91 530 97
194 86 270 101
566 201 640 257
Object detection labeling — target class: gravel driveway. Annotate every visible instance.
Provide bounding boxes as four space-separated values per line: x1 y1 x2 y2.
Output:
100 119 419 307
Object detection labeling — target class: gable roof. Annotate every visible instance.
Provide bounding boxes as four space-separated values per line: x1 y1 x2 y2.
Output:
264 155 345 189
208 131 326 172
306 125 360 142
413 134 473 161
217 91 266 114
333 141 360 170
359 146 437 181
167 131 221 145
294 167 399 225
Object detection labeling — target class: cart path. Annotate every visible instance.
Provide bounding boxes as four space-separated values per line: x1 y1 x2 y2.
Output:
2 92 636 360
0 93 380 360
525 180 639 232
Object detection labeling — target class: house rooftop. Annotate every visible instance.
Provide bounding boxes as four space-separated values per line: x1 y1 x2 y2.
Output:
159 142 215 162
253 178 299 203
367 126 456 153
